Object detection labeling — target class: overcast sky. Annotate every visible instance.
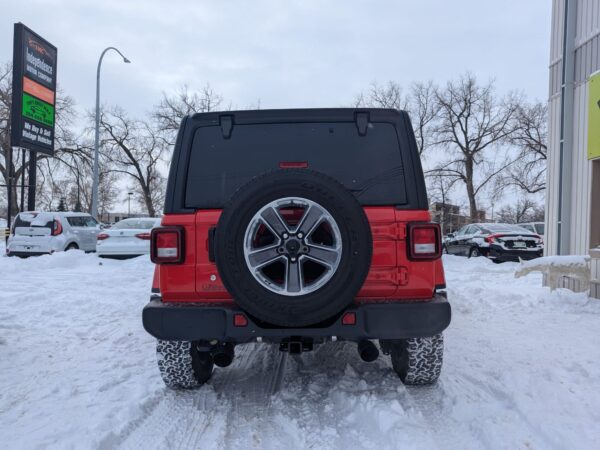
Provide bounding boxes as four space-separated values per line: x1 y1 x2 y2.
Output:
2 0 552 118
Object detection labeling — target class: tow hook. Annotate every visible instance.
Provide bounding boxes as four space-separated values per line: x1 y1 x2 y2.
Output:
279 337 313 354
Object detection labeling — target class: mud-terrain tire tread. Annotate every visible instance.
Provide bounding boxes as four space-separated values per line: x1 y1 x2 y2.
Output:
156 340 213 389
390 334 443 385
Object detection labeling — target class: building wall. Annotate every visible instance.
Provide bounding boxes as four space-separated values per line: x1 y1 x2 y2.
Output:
546 0 600 257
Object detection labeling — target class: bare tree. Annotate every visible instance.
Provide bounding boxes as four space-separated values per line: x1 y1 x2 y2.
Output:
507 101 547 194
354 81 407 110
355 81 438 155
408 81 439 155
0 63 21 214
100 107 167 217
496 198 542 224
35 154 117 214
432 74 520 220
427 171 458 205
427 171 459 233
153 84 224 143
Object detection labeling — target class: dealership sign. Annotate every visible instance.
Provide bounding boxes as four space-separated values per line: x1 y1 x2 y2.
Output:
10 23 57 155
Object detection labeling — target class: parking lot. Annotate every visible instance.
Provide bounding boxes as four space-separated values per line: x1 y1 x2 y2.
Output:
1 245 599 449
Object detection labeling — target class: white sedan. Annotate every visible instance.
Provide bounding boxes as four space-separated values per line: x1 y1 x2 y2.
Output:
96 217 161 258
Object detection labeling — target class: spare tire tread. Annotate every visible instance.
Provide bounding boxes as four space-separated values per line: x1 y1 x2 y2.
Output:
215 169 372 327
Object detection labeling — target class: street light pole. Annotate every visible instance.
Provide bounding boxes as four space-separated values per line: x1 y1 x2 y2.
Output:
92 47 130 219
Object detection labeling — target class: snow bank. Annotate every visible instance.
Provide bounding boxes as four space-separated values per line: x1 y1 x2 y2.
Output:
518 254 591 270
515 254 591 291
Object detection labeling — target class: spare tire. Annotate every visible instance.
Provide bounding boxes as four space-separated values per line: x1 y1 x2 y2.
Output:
215 169 372 327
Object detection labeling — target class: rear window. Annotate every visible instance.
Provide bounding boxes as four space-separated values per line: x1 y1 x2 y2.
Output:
481 224 513 233
14 213 36 228
112 219 159 230
15 213 53 229
482 224 532 234
112 219 141 230
184 122 408 208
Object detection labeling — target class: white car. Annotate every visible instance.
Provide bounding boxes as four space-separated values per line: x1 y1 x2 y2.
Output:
6 211 102 257
96 217 161 258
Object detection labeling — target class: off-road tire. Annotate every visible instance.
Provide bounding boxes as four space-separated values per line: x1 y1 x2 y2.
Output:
215 169 373 327
389 334 444 385
156 340 213 389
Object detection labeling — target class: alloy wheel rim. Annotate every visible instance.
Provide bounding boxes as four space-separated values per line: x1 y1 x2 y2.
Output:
243 197 342 296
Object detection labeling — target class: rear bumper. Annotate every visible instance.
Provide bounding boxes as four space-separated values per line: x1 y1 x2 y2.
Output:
7 251 51 257
488 247 542 262
96 245 149 257
142 293 451 342
97 252 146 258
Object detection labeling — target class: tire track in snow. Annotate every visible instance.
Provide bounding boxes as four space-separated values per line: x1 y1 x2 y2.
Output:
276 342 442 450
117 343 287 450
117 342 442 450
218 345 288 449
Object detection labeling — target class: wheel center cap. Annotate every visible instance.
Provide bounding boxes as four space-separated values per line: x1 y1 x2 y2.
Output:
285 238 301 255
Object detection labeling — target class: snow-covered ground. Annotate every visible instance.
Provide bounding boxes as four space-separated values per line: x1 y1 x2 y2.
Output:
1 248 599 450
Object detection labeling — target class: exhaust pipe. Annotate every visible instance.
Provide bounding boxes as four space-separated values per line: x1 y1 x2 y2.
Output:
357 340 379 362
212 343 235 367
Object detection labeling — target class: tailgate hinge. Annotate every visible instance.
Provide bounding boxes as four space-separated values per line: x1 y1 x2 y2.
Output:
219 115 234 139
396 266 409 286
355 112 370 136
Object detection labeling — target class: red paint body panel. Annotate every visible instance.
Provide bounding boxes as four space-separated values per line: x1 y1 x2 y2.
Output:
159 214 198 301
157 208 446 303
194 210 233 303
152 266 159 291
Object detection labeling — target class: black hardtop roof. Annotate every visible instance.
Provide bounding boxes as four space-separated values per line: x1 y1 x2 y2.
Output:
190 107 407 124
164 106 428 213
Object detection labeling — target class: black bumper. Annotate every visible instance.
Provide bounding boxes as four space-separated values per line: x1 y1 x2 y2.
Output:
142 294 451 342
7 251 50 258
488 247 542 262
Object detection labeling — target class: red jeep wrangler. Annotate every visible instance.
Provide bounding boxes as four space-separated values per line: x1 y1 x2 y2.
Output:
143 109 450 388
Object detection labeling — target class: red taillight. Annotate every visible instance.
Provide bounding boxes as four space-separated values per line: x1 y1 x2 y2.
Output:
233 313 248 327
151 227 184 264
408 223 441 260
52 219 63 236
485 234 504 244
97 233 109 240
135 232 151 240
